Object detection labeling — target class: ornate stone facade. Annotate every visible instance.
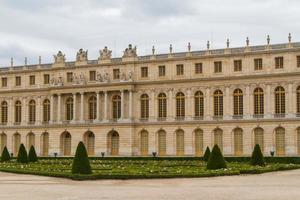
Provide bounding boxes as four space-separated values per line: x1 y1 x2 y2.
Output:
1 40 300 157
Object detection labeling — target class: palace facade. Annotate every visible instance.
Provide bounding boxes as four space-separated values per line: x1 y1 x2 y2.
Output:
0 37 300 157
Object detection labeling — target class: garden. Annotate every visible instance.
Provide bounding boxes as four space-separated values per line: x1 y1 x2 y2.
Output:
0 143 299 180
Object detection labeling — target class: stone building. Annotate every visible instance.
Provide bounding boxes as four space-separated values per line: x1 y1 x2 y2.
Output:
0 36 300 157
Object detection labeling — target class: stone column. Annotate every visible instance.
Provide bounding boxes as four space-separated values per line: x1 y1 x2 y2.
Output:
37 96 41 125
72 93 77 122
266 84 271 118
150 89 155 121
96 92 100 121
224 86 230 120
8 97 13 125
129 90 133 121
288 83 293 117
22 97 27 125
104 91 108 122
57 94 61 122
167 89 173 121
186 88 193 120
245 85 250 119
50 95 54 123
205 87 211 120
120 90 124 120
80 92 84 122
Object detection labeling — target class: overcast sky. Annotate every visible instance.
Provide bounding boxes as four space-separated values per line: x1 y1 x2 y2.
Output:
0 0 299 66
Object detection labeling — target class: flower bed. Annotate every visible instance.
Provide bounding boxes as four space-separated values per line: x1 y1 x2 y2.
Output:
0 159 298 180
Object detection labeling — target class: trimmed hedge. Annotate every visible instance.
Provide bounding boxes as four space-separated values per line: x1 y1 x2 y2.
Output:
1 146 10 162
203 147 211 162
17 144 28 163
28 146 38 162
207 145 227 169
72 142 92 174
251 144 265 166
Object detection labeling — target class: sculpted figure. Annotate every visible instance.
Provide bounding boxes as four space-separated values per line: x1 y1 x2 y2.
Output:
53 51 65 64
120 70 126 81
76 48 88 62
79 72 85 83
123 44 137 58
99 46 112 60
128 70 133 81
96 71 103 82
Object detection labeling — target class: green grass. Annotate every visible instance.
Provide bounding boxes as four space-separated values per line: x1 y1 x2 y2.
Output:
0 158 298 180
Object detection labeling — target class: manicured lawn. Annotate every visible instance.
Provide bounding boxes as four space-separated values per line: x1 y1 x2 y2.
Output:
0 158 299 180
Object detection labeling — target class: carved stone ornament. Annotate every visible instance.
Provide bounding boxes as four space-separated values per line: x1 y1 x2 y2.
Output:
53 51 65 64
99 46 112 60
123 44 137 58
76 48 88 62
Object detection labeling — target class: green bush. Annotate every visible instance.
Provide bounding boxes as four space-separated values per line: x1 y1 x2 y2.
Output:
251 144 265 166
28 146 38 162
17 144 28 163
203 146 211 162
1 146 10 162
72 141 92 174
207 145 227 170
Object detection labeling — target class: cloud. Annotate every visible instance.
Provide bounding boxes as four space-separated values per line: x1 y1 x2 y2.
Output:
0 0 299 66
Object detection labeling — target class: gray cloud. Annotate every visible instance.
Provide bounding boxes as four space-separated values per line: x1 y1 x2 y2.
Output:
0 0 299 66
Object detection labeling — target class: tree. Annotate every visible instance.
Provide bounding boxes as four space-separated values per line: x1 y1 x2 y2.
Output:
251 144 265 166
207 145 227 170
17 144 28 163
1 146 10 162
203 146 211 162
28 145 38 162
72 141 92 174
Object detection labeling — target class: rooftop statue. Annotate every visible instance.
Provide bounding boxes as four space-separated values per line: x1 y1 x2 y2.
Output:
99 46 112 60
76 48 88 62
123 44 137 58
53 51 65 64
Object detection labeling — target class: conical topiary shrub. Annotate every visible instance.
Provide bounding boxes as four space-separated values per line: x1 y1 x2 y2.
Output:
203 146 211 162
251 144 265 166
17 143 28 163
72 141 92 174
1 146 10 162
28 145 38 162
207 145 227 170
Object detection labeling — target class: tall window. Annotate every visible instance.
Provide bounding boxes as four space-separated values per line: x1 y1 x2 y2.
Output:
112 95 121 119
233 89 243 116
214 90 223 117
297 86 300 114
195 63 203 74
28 100 36 123
1 77 7 87
15 100 22 123
158 130 166 156
194 129 203 156
234 60 242 72
254 127 264 152
275 56 284 69
66 72 73 82
29 75 35 85
297 56 300 68
140 94 149 119
254 88 264 115
140 130 148 156
113 69 120 79
214 128 223 151
15 76 21 86
43 99 50 122
141 67 148 78
1 101 7 124
194 91 204 118
66 97 73 121
44 74 50 84
234 128 243 156
176 64 184 75
275 127 285 156
158 65 166 77
214 61 222 73
275 86 285 115
176 92 185 118
88 96 97 120
298 128 300 155
89 71 96 81
158 93 167 119
176 129 184 156
254 58 263 70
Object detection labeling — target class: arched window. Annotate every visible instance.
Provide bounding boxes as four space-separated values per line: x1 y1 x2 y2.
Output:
275 127 285 156
40 132 49 156
112 95 121 119
140 130 148 156
214 90 223 117
88 96 97 120
1 101 8 124
176 129 184 156
254 88 264 116
26 132 35 150
234 128 243 156
297 86 300 114
15 100 22 123
194 91 204 118
28 100 36 123
233 89 243 116
84 131 95 156
214 128 223 151
107 131 119 155
254 127 264 152
60 131 71 156
0 133 7 152
158 93 167 119
275 86 285 115
43 99 50 122
13 133 21 156
194 129 203 156
140 94 149 119
66 97 73 121
176 92 185 118
157 130 166 156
